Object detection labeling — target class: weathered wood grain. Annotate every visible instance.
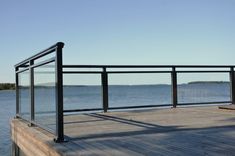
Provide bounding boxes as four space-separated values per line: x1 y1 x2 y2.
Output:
11 106 235 156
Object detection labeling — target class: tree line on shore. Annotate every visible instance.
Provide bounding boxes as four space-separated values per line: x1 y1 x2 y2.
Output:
0 81 228 90
0 83 15 90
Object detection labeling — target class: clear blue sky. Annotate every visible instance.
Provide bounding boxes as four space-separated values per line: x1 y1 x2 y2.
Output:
1 0 235 83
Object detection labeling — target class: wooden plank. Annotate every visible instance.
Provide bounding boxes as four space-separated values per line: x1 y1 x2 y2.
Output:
11 106 235 156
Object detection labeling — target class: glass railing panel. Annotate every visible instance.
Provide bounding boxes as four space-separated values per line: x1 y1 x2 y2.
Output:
63 74 102 112
177 73 231 104
18 70 30 120
108 73 172 108
34 62 56 132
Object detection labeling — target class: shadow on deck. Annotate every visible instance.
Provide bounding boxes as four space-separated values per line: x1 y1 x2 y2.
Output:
61 106 235 156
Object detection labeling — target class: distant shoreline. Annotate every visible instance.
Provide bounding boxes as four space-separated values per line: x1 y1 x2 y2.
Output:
0 83 15 90
64 81 230 87
187 81 229 85
0 81 229 90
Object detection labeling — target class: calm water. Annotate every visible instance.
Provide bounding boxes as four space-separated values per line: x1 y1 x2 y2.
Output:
0 83 231 156
0 90 15 156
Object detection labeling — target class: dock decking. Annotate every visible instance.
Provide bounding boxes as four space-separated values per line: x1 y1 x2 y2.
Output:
11 106 235 156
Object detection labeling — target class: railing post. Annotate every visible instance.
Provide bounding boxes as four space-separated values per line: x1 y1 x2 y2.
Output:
102 67 109 113
54 42 65 142
230 67 235 104
15 67 19 116
29 60 35 125
171 67 178 108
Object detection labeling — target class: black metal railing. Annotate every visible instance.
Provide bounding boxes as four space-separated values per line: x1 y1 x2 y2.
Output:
15 42 64 142
15 42 235 142
63 65 234 112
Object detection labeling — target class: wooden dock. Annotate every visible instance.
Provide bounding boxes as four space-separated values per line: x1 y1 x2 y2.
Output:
11 106 235 156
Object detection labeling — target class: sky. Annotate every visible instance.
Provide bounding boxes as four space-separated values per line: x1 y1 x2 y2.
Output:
1 0 235 84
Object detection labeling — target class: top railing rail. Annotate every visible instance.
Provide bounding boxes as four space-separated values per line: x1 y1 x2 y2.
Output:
63 65 233 74
63 65 235 68
15 42 64 68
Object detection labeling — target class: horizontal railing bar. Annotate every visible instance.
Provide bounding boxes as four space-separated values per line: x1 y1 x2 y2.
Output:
15 42 64 68
15 57 55 74
15 48 55 68
16 67 30 74
178 101 231 105
176 70 230 73
109 104 172 110
63 71 102 74
107 71 171 74
32 57 55 69
63 65 171 68
108 70 229 74
64 108 103 112
62 70 230 74
18 69 230 75
63 65 235 68
63 104 173 113
63 65 103 68
63 101 231 113
63 71 171 74
33 71 55 74
19 65 29 68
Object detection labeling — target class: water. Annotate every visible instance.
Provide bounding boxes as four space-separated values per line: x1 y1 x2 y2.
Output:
0 83 231 156
0 90 15 156
63 83 230 110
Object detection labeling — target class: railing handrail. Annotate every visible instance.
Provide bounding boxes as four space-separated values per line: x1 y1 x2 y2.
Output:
62 65 233 74
63 65 235 68
15 42 64 68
